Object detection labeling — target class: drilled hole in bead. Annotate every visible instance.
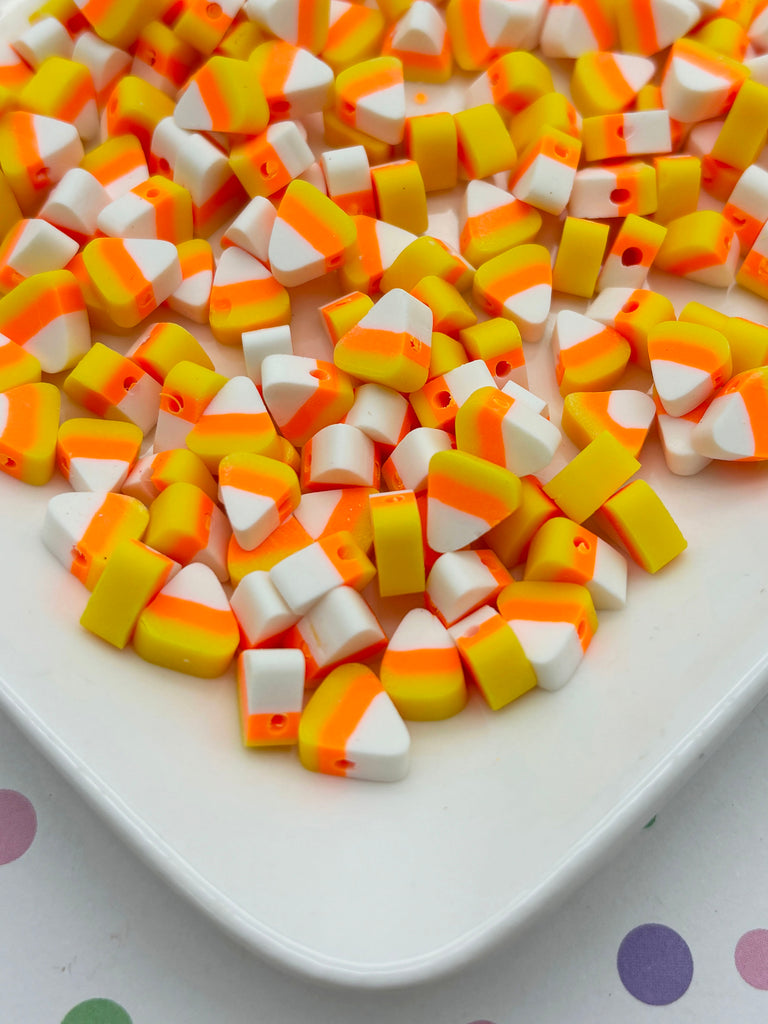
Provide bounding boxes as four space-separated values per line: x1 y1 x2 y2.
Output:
616 124 625 139
145 48 157 67
495 359 511 376
269 713 288 731
610 187 630 205
335 758 356 770
1 455 16 469
554 144 569 159
573 536 590 552
489 72 500 86
145 187 160 199
337 544 356 559
158 157 171 174
34 166 49 185
435 390 452 408
621 246 643 267
71 545 87 566
109 97 118 114
342 100 355 116
328 253 344 268
206 1 222 17
409 337 420 350
731 213 747 226
309 367 329 380
165 393 183 414
621 299 639 313
271 99 290 115
577 620 586 639
123 377 137 391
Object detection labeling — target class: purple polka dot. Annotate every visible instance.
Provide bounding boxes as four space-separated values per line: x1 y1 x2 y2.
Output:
617 924 693 1005
735 929 768 989
0 789 37 864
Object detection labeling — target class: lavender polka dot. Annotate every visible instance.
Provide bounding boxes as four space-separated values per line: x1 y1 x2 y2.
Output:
617 924 693 1005
0 789 37 864
735 929 768 989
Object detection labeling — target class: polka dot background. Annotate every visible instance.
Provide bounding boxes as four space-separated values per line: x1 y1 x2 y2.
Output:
0 788 36 864
735 930 768 990
616 923 694 1005
61 1000 132 1024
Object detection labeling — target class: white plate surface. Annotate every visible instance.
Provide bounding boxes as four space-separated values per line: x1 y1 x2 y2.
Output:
3 0 768 989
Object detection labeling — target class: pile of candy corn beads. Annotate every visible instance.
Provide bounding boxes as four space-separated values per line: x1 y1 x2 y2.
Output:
6 0 768 784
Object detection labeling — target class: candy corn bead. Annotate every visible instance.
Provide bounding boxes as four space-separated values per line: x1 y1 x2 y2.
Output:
661 38 748 124
131 20 198 98
38 168 109 246
615 0 699 55
339 214 415 295
369 489 424 596
426 449 521 553
426 548 511 626
286 586 387 685
403 112 458 193
472 243 552 343
543 430 640 524
459 180 542 268
540 0 615 58
648 320 732 417
552 217 609 299
381 427 453 493
552 310 632 397
344 383 412 447
0 381 60 486
454 104 518 180
410 277 475 337
369 159 428 235
42 490 149 589
446 0 545 71
209 246 290 347
260 353 355 447
380 235 473 294
568 160 658 219
230 571 300 648
678 301 768 376
293 486 375 551
19 55 99 143
300 423 379 490
319 291 374 346
690 366 768 460
496 580 596 690
597 215 667 292
105 76 175 156
524 517 627 610
185 375 281 472
63 342 162 435
722 165 768 251
449 605 537 709
221 197 276 264
133 562 239 677
242 325 292 389
166 239 213 324
508 127 581 216
57 419 142 492
322 107 394 165
298 662 409 781
175 55 268 135
268 179 357 287
380 608 466 720
0 110 83 214
0 335 40 393
334 56 405 145
81 135 148 201
96 176 194 245
245 0 330 54
466 50 553 114
587 286 675 371
509 91 581 152
218 452 300 551
381 0 452 82
655 397 712 477
410 359 496 431
71 31 130 105
145 480 231 582
155 361 227 453
655 210 738 288
249 40 334 119
334 288 432 394
229 121 315 200
455 386 561 477
652 154 701 226
79 539 178 649
0 269 90 374
270 529 375 614
12 16 72 68
735 219 768 299
0 169 22 243
80 236 182 330
709 79 768 176
237 648 305 747
127 323 213 387
594 479 687 573
570 50 655 117
321 1 385 72
122 448 218 505
561 389 656 456
485 475 559 568
227 514 312 584
0 218 78 294
319 145 374 217
173 0 244 53
581 110 672 162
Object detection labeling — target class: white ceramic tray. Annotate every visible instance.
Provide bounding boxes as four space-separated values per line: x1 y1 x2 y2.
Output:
4 0 768 989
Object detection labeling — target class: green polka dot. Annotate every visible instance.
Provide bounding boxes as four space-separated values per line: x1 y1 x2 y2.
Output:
61 998 132 1024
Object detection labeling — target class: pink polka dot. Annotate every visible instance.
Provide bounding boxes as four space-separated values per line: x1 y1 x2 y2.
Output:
0 789 37 864
735 930 768 990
